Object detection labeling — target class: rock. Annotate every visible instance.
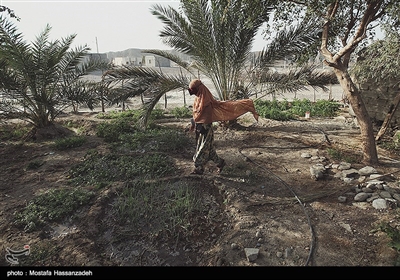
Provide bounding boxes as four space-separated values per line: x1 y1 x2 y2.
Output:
341 168 359 178
354 192 370 202
318 156 327 162
372 198 387 209
379 191 392 199
301 153 312 158
361 187 373 193
366 181 384 189
366 194 380 202
231 243 239 250
339 222 352 233
338 162 352 170
331 163 340 169
310 164 326 180
338 196 347 203
369 174 382 180
244 248 259 262
343 177 356 184
358 166 378 176
393 193 400 202
284 247 292 258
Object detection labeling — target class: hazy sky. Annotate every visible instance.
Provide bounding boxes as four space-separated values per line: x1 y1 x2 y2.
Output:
2 0 268 53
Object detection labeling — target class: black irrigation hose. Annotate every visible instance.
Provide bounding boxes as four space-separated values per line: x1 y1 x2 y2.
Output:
238 146 316 266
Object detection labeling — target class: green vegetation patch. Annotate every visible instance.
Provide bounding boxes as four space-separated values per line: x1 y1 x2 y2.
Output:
15 188 94 232
0 123 31 141
326 147 362 163
117 127 191 153
96 118 136 142
96 109 142 120
255 98 340 120
69 150 177 187
379 222 400 251
115 179 202 236
170 106 192 118
53 135 87 150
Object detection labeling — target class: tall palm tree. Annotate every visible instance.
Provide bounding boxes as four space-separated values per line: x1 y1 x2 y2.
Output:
104 0 337 129
150 0 272 100
0 17 108 129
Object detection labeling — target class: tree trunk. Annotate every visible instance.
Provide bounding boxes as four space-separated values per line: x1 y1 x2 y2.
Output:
375 91 400 141
333 68 379 165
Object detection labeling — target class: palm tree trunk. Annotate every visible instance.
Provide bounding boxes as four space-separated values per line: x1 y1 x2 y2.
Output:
333 68 378 165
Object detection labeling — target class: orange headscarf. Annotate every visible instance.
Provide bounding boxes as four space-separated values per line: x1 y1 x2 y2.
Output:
189 79 259 124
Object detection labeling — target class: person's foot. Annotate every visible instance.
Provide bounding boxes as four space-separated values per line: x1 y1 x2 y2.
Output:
217 159 226 173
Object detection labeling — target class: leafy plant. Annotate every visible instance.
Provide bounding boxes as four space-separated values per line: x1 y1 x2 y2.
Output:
326 147 361 163
69 151 177 186
170 106 192 119
115 179 201 236
96 118 136 142
96 109 142 120
379 222 400 252
0 123 31 141
14 188 94 232
117 127 191 153
54 136 87 150
254 98 340 120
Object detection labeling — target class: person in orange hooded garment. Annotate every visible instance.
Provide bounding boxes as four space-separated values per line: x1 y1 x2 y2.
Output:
188 79 259 175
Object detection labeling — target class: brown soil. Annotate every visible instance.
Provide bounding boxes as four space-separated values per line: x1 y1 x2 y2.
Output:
1 106 400 271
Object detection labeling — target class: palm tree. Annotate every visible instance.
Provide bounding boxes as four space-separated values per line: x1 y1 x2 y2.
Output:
103 0 337 129
0 17 108 130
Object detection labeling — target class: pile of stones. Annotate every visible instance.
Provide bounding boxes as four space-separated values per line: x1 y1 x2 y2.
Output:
303 152 400 210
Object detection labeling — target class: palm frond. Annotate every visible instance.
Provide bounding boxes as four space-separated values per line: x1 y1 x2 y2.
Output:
103 65 190 129
256 16 322 67
254 64 338 99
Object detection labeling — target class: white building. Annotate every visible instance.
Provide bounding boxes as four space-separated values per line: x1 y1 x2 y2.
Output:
112 55 156 67
113 56 137 66
143 55 156 67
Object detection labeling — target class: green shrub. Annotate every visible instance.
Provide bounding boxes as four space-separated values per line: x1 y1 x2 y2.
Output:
0 123 31 141
115 179 201 235
14 188 94 232
54 136 87 150
254 99 294 121
312 99 341 117
170 106 192 118
69 151 177 186
326 147 361 163
118 127 191 153
96 118 136 142
254 98 340 120
96 109 142 120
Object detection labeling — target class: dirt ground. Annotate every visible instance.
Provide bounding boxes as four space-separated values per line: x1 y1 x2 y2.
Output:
1 101 400 271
